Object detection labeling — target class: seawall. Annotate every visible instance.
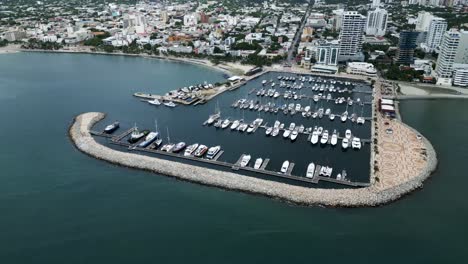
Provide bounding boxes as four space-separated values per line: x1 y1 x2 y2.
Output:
69 112 437 207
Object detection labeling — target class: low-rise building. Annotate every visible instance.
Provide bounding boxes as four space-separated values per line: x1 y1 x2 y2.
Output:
346 62 377 76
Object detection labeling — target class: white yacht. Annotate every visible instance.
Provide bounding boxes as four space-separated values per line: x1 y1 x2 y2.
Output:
221 119 231 129
272 127 280 137
230 120 240 130
262 80 267 85
184 143 199 156
352 137 362 149
341 112 348 122
206 146 221 159
148 98 161 105
254 158 263 169
357 117 365 124
280 160 290 173
246 123 255 133
306 163 315 178
345 129 352 139
290 129 299 141
320 130 329 144
311 130 319 145
331 130 338 146
163 101 177 107
265 127 273 136
342 138 349 149
283 129 291 138
325 108 331 115
240 155 251 167
329 114 335 121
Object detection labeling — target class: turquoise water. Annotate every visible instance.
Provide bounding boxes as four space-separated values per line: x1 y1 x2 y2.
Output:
0 53 467 263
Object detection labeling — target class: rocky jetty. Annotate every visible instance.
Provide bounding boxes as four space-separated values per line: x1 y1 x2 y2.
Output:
69 112 437 207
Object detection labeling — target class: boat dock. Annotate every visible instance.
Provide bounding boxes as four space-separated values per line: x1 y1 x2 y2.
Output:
91 130 369 187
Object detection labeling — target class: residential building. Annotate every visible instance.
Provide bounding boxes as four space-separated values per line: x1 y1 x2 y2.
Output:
338 11 366 61
415 11 434 32
4 30 26 41
365 8 388 37
316 39 340 66
372 0 381 7
346 62 377 76
453 65 468 87
436 29 468 85
395 31 419 64
422 17 447 52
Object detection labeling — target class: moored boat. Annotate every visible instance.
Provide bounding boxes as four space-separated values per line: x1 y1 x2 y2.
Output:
104 122 119 134
306 163 315 178
254 158 263 169
194 144 208 157
280 160 290 173
240 155 251 167
172 142 186 153
206 145 221 159
184 143 199 156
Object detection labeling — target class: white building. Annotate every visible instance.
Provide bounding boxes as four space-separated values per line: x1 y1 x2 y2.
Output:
436 29 468 85
316 39 340 66
332 9 344 31
415 11 434 32
366 8 388 37
372 0 381 7
422 17 447 52
453 65 468 87
183 14 198 26
346 62 377 76
338 11 366 61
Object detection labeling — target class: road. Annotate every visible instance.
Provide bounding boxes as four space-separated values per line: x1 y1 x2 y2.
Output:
286 0 313 64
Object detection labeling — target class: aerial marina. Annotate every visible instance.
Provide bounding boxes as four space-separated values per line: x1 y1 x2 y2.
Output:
70 70 436 206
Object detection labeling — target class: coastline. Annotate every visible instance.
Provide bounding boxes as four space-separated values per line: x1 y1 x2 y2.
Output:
69 112 437 207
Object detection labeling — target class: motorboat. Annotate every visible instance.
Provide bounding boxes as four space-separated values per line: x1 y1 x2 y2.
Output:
246 123 255 133
163 101 177 107
161 143 175 152
221 119 231 129
306 163 315 178
342 138 349 149
184 143 199 156
262 80 267 85
194 145 208 157
206 145 221 159
331 130 338 146
280 160 290 173
240 155 251 167
329 114 335 121
345 129 352 139
325 108 331 115
128 127 149 144
272 127 280 137
319 166 333 177
104 122 119 134
311 130 319 144
149 138 163 149
283 129 291 138
230 120 240 130
138 131 159 148
320 130 329 144
288 123 296 130
290 129 299 141
172 142 186 153
317 126 323 135
352 137 362 149
254 158 263 169
265 127 273 136
357 117 365 124
148 98 161 105
237 123 248 132
341 112 348 122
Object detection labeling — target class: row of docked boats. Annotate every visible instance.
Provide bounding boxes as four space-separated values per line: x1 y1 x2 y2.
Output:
276 75 354 86
209 117 264 133
147 98 177 107
310 127 362 149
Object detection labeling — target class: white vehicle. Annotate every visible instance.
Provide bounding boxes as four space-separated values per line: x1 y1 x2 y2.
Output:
342 138 349 149
240 155 251 167
306 163 315 178
352 137 362 149
254 158 263 169
280 160 290 173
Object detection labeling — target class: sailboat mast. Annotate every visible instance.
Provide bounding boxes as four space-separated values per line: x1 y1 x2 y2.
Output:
166 127 170 143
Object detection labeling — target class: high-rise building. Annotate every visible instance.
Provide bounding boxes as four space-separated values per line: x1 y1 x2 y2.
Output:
316 39 340 66
396 31 419 64
160 10 168 23
415 11 434 32
338 11 366 61
365 8 388 37
436 29 468 84
372 0 381 7
423 17 447 52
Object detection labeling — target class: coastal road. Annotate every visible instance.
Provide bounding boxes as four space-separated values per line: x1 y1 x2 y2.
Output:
286 0 313 64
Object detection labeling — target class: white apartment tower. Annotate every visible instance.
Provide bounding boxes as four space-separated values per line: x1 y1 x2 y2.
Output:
372 0 381 7
436 29 468 84
316 40 340 66
415 11 434 32
365 8 388 37
423 17 447 52
338 11 366 60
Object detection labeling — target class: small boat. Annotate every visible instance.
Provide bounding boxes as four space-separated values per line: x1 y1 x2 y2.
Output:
325 108 331 115
283 129 291 138
262 80 267 85
352 137 362 149
194 144 208 157
341 112 348 122
272 127 280 137
138 131 159 148
317 126 323 135
320 130 329 144
331 130 338 146
254 158 263 169
345 129 352 139
357 117 365 124
246 123 255 133
342 138 349 149
265 127 273 136
104 122 119 134
290 129 299 141
306 163 315 178
172 142 186 153
329 114 335 121
161 143 175 152
163 101 177 107
128 127 149 143
149 138 163 149
237 123 248 132
221 119 231 129
148 98 161 105
311 130 319 145
184 143 199 156
280 160 290 173
230 120 240 130
240 155 251 167
206 145 221 159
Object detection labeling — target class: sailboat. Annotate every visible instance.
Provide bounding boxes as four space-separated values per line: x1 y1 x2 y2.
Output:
161 127 174 152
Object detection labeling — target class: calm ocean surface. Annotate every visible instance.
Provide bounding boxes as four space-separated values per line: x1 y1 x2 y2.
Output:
0 53 467 263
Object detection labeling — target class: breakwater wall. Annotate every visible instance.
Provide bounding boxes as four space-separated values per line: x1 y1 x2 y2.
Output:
69 112 437 207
